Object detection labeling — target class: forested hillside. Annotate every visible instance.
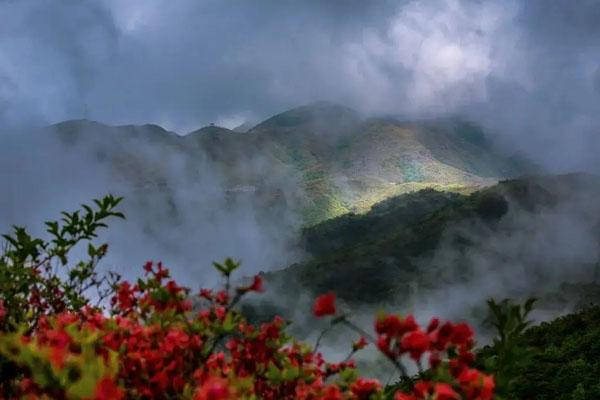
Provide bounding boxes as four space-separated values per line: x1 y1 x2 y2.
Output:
267 173 600 312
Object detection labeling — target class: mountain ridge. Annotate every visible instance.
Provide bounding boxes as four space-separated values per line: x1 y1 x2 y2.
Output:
44 102 538 225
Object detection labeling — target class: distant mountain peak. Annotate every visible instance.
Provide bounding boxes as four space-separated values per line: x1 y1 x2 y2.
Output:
51 119 174 136
232 121 256 133
251 101 360 133
186 124 236 137
51 119 108 130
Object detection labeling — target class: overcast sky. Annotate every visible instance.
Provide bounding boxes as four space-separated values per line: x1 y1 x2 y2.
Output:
1 0 599 171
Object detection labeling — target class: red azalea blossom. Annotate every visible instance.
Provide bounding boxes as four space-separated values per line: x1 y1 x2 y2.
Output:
249 275 264 292
144 261 153 273
375 314 403 335
395 393 418 400
313 292 336 317
401 330 430 360
377 335 395 358
0 258 495 400
352 336 368 351
413 381 433 397
199 288 213 300
350 378 381 399
434 383 460 400
49 346 67 369
94 378 125 400
321 385 343 400
194 377 231 400
426 317 439 333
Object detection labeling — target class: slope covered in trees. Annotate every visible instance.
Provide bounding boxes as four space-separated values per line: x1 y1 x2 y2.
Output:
478 305 600 399
268 173 600 311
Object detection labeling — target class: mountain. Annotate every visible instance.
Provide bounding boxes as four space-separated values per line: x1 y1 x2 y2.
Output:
264 173 600 310
232 121 257 133
241 102 537 223
44 102 537 226
50 119 188 191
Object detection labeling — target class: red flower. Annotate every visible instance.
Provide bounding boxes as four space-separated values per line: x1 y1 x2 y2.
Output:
151 371 169 390
395 393 417 400
375 314 403 335
7 255 494 400
143 261 153 273
426 317 440 333
350 378 381 399
401 330 430 360
215 291 229 305
434 383 460 400
93 378 124 400
413 381 432 397
375 314 418 336
248 275 264 292
322 385 343 400
458 368 495 400
49 346 67 369
376 335 394 357
313 292 336 317
480 375 496 400
194 377 231 400
458 349 476 365
352 336 368 351
402 315 419 332
451 322 474 349
114 282 137 312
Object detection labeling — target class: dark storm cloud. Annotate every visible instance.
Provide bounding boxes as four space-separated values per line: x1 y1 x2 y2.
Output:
0 0 118 127
471 0 600 172
0 0 599 170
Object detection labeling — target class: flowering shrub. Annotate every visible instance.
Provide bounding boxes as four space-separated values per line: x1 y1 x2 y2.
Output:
0 197 496 399
0 195 124 332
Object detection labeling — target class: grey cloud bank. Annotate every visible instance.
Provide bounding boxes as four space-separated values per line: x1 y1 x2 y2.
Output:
1 0 599 172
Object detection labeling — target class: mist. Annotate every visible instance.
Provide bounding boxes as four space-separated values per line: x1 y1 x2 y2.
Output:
411 175 600 323
0 123 305 286
1 0 599 170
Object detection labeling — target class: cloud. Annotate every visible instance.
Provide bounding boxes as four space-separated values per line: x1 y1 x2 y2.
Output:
0 123 305 287
338 0 519 113
0 0 599 167
0 0 117 127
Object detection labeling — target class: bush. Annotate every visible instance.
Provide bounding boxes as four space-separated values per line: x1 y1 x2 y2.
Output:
479 304 600 400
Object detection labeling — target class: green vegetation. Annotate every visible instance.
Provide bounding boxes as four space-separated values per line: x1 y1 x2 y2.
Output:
0 195 125 387
268 173 600 308
270 181 514 302
479 305 600 399
0 195 124 327
398 160 425 182
301 189 462 256
301 184 351 226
